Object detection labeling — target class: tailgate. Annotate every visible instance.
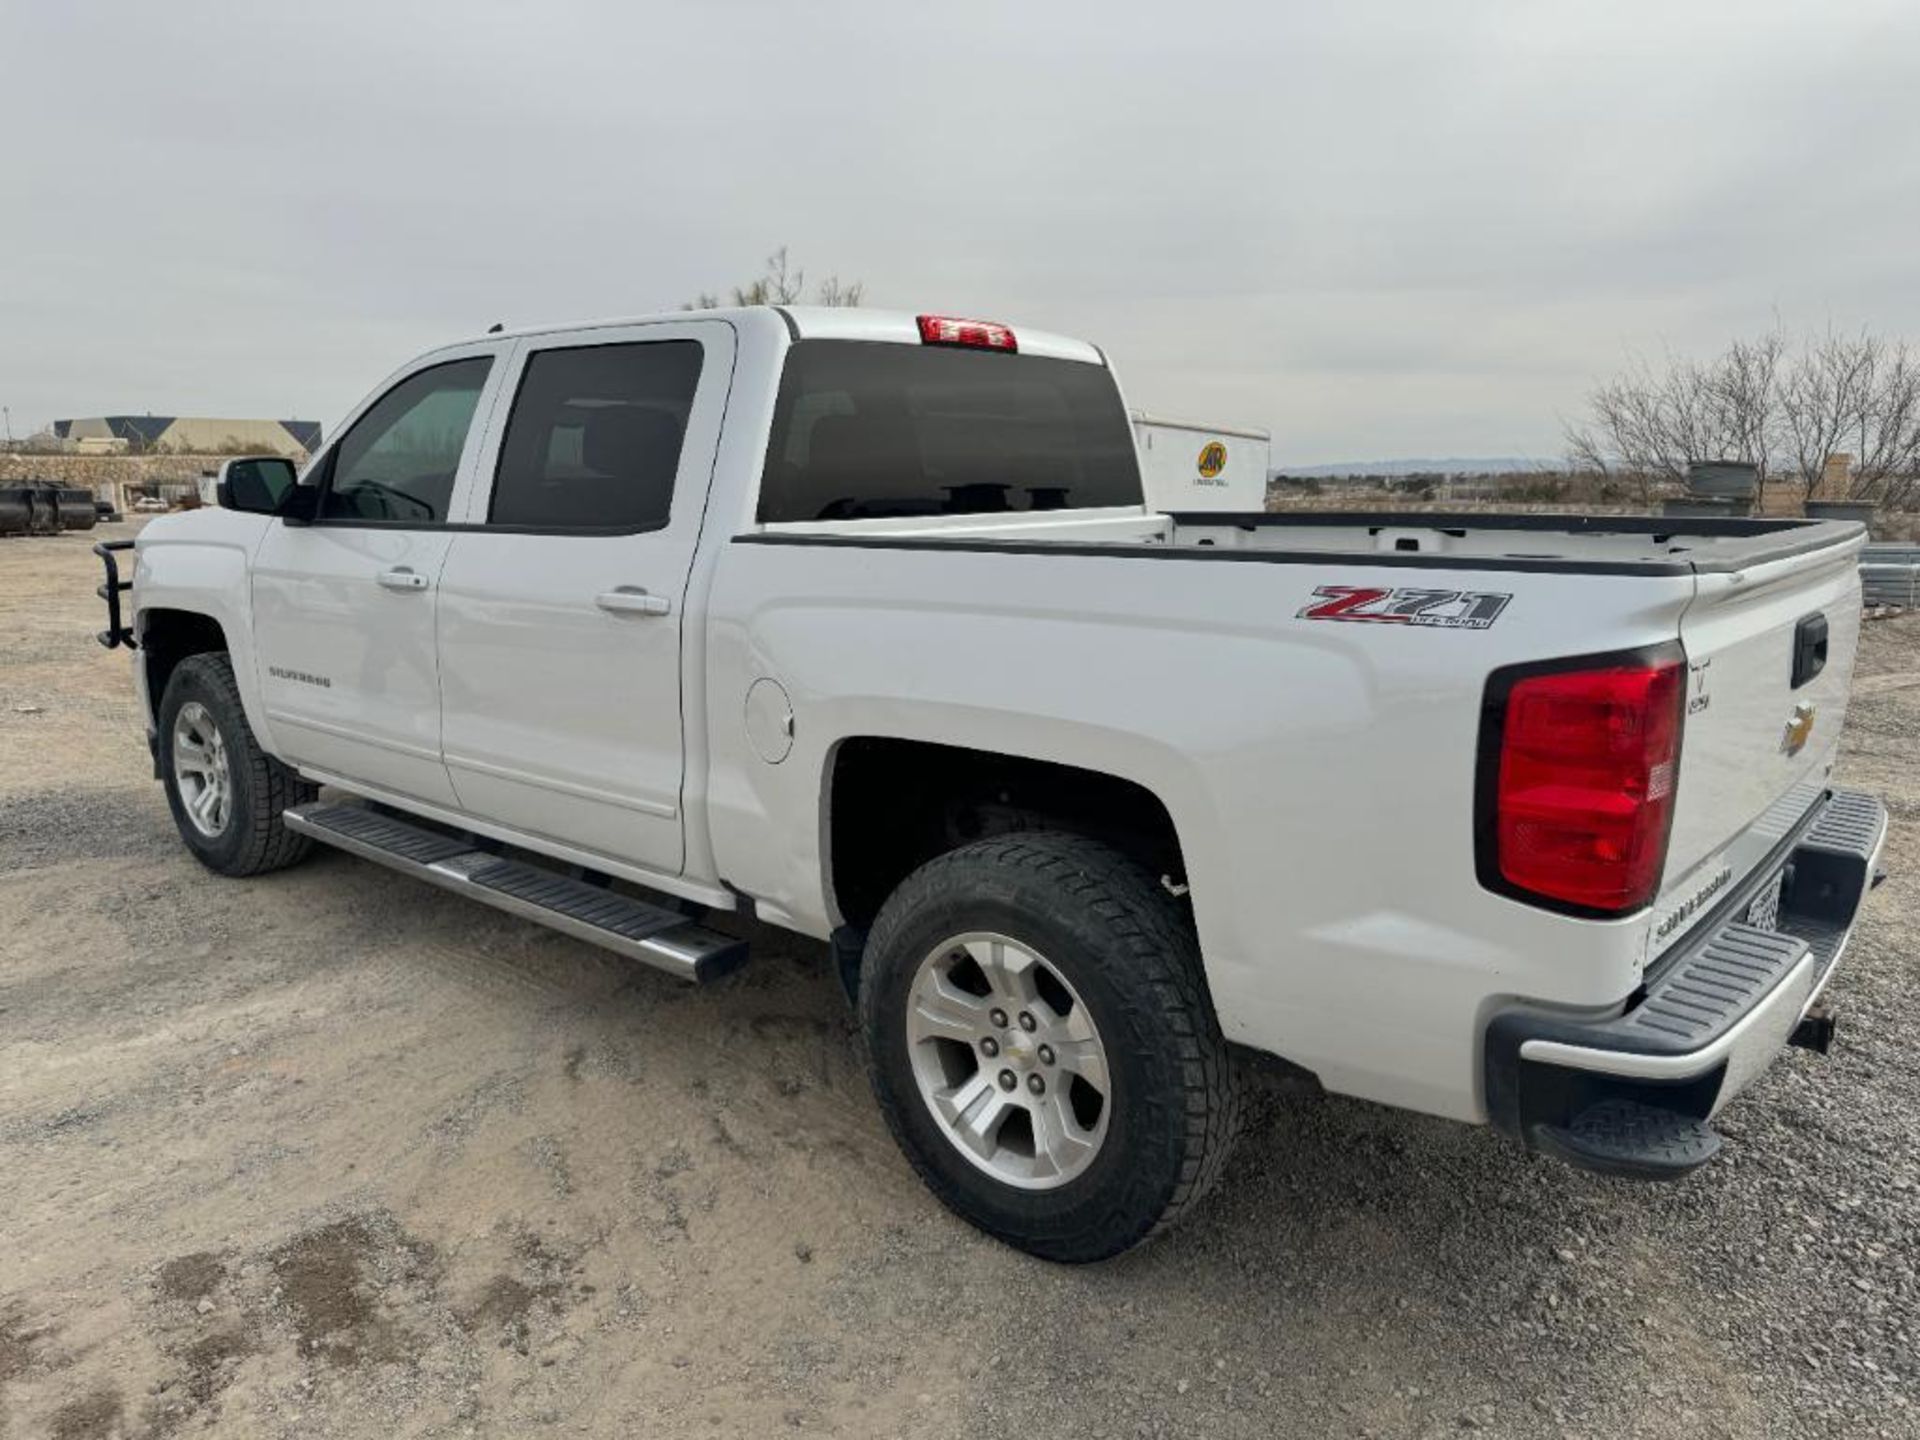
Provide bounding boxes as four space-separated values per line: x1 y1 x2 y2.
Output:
1648 533 1866 955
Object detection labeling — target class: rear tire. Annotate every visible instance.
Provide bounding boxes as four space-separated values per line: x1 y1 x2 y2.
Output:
157 652 317 877
859 832 1242 1262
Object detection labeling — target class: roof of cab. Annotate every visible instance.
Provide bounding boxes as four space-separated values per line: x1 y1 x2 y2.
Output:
778 308 1106 365
452 307 1107 366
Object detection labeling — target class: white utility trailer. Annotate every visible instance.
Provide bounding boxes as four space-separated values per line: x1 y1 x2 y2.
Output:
1130 411 1271 513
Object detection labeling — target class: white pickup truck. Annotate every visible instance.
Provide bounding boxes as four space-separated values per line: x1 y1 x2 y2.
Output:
95 307 1888 1261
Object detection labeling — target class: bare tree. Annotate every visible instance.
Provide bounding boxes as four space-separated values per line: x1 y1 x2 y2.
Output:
1775 328 1876 502
686 246 864 310
1564 337 1779 504
1564 358 1679 505
814 272 865 308
1837 338 1920 509
1567 324 1920 511
1709 330 1782 482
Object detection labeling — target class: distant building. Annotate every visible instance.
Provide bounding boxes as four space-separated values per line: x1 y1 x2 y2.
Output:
47 416 320 457
1758 452 1853 517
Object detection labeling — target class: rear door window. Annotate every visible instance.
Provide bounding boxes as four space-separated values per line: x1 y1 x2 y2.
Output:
488 340 704 531
758 341 1141 523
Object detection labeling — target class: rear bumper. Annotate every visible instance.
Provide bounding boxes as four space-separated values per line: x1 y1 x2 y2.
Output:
1485 788 1888 1179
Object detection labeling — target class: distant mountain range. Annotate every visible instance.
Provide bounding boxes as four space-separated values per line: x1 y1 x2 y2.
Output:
1273 457 1550 478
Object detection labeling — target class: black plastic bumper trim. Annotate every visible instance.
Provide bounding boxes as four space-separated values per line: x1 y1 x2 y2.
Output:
1486 787 1886 1155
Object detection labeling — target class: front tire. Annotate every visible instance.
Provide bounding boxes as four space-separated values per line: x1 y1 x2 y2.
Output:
859 832 1242 1262
157 652 317 877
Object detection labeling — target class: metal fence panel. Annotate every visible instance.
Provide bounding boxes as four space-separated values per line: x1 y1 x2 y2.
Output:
1861 545 1920 607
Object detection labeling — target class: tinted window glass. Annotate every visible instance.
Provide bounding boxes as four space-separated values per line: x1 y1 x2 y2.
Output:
489 341 703 530
320 357 491 523
758 341 1141 523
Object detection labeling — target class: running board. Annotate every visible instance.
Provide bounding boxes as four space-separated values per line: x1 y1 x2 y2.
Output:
283 802 747 984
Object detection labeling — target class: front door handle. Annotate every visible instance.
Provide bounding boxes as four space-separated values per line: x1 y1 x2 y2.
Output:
595 587 672 617
377 566 429 592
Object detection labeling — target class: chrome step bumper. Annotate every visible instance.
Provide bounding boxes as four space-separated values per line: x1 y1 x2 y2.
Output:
1485 786 1888 1179
284 802 748 984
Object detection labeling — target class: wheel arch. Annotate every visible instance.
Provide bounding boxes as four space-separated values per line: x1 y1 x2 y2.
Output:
822 735 1192 933
140 608 231 723
130 528 279 758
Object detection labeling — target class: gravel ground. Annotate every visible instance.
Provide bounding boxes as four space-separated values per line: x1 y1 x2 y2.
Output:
0 524 1915 1439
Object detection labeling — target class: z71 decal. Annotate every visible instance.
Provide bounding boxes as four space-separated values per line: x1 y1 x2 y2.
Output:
1297 585 1512 630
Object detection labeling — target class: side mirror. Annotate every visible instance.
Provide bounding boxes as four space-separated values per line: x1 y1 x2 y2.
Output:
216 456 300 515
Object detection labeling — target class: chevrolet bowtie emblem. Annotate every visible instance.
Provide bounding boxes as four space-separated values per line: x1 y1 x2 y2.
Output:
1782 702 1817 757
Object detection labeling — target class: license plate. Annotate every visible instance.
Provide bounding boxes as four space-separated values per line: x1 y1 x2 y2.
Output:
1745 871 1785 931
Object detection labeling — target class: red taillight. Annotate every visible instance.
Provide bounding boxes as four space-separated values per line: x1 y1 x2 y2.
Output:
916 314 1018 352
1486 655 1684 914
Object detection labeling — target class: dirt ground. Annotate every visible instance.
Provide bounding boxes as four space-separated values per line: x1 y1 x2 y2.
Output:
2 523 1916 1440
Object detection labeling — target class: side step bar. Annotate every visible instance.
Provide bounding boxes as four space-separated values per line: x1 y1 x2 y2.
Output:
283 802 748 984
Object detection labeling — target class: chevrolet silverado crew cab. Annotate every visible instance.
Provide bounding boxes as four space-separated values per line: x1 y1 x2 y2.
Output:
94 307 1888 1261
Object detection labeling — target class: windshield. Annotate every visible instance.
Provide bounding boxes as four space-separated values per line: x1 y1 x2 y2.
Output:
758 340 1142 523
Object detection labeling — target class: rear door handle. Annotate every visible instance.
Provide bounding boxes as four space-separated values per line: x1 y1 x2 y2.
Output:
595 587 672 617
377 567 429 592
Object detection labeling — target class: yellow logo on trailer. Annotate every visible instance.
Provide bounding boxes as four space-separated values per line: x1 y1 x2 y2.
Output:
1196 441 1228 479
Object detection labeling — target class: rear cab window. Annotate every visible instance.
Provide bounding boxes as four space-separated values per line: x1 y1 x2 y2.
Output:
758 341 1142 523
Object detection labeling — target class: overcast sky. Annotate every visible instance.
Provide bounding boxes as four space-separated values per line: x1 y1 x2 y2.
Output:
5 0 1919 463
